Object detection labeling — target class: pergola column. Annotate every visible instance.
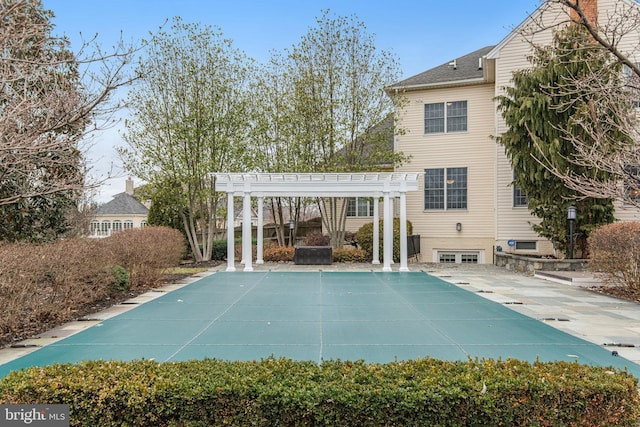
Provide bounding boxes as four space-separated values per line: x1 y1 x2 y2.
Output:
382 191 392 272
226 192 235 272
399 191 409 272
242 191 253 272
256 196 264 264
372 197 380 265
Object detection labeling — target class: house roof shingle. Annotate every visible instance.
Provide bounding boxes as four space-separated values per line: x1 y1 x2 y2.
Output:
388 45 495 90
96 192 149 216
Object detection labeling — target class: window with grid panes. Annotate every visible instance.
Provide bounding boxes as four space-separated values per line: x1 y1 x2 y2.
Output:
424 101 467 133
439 253 456 263
513 185 527 207
513 173 528 207
446 101 467 132
424 168 467 210
346 197 374 217
461 254 478 264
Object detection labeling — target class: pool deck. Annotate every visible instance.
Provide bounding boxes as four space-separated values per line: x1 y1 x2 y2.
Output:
1 262 639 372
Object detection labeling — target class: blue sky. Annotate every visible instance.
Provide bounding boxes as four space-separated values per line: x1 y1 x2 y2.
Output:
42 0 542 202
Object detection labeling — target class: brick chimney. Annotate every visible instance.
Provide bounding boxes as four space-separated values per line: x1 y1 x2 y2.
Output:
125 177 134 195
569 0 598 26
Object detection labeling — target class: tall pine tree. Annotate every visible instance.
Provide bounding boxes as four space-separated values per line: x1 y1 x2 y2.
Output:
496 25 626 257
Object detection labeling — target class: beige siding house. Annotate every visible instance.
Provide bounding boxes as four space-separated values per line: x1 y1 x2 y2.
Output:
90 178 149 238
387 0 640 264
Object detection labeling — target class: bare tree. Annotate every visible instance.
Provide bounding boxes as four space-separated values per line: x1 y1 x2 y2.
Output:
519 0 640 207
0 0 136 209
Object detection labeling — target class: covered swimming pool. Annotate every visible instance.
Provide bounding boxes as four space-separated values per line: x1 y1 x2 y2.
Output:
1 271 638 377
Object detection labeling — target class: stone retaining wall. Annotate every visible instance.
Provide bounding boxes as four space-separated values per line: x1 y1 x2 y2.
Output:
495 252 588 274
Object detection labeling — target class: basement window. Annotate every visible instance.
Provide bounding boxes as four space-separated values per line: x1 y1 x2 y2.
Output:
515 241 536 250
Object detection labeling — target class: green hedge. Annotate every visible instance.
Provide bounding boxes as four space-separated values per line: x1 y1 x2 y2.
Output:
0 357 638 426
356 218 413 263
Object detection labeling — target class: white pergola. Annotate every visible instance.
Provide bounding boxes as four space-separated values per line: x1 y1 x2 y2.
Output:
213 173 420 272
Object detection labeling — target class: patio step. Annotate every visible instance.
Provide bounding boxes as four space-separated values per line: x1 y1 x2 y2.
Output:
534 270 602 286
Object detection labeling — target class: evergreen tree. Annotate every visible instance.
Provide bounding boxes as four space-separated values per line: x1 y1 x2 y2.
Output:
496 25 625 257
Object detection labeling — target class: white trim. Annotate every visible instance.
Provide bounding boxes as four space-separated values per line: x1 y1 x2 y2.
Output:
389 77 488 92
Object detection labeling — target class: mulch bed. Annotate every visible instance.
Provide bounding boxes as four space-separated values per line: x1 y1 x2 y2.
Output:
589 285 640 303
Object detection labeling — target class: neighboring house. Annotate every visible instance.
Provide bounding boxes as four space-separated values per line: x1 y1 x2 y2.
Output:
90 178 149 238
384 0 640 264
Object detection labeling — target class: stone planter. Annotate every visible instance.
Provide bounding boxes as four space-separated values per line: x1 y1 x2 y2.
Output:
495 252 588 274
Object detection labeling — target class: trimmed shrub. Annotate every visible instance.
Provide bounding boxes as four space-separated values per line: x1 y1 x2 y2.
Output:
356 218 413 262
0 227 185 347
0 239 113 344
333 247 367 263
103 227 185 288
0 357 637 426
263 246 295 262
211 239 228 261
589 222 640 290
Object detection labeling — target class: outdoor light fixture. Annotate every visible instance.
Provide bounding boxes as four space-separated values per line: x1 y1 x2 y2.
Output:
456 222 462 232
567 206 576 259
289 219 295 247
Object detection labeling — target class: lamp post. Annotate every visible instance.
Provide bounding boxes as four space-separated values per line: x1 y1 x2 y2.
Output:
289 219 295 247
567 206 576 259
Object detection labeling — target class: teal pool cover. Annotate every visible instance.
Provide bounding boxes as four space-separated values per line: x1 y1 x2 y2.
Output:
1 271 639 377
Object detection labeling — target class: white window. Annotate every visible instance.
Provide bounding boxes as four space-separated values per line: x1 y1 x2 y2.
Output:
424 101 467 134
124 220 134 230
438 253 457 263
461 253 479 264
112 220 122 232
513 182 528 208
424 168 467 210
436 251 482 264
101 221 111 236
347 197 374 217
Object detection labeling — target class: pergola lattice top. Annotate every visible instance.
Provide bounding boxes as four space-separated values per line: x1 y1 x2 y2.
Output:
213 173 419 197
